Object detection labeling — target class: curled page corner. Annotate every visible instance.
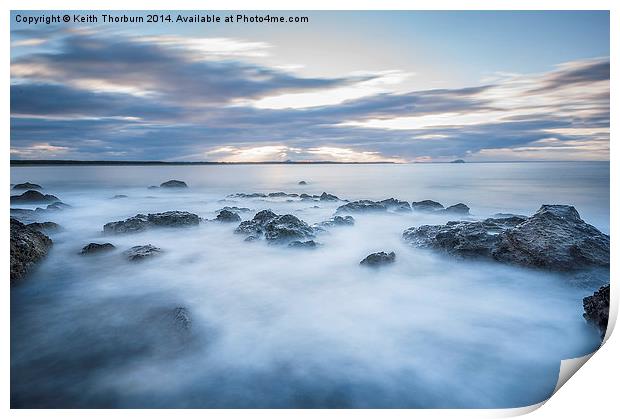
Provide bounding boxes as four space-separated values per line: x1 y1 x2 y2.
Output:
552 351 596 395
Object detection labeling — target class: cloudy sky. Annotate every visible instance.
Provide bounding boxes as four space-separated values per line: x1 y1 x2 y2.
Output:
10 11 609 162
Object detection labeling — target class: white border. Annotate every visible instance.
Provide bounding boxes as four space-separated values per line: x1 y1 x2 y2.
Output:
3 1 616 418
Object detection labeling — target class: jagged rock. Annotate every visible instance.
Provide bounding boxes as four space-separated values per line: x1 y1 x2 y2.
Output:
26 221 61 233
403 205 609 271
442 203 470 215
288 240 318 248
45 202 71 211
379 198 411 212
123 244 162 261
104 211 200 234
319 192 339 201
583 285 610 339
160 180 187 188
298 181 308 185
111 194 128 199
11 190 60 204
80 242 115 255
12 182 42 190
235 210 314 243
315 215 355 228
299 193 312 199
220 206 251 213
10 218 52 285
216 209 241 222
268 192 299 198
411 200 444 212
336 200 386 214
360 251 396 266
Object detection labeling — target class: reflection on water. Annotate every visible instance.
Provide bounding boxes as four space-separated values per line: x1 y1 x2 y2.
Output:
10 162 609 408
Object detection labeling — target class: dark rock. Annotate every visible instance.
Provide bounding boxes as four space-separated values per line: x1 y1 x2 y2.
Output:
10 218 52 285
379 198 411 212
147 185 159 190
336 200 386 214
45 202 71 211
451 159 466 163
220 206 251 213
319 192 339 201
111 194 128 199
298 181 308 185
268 192 299 198
26 221 61 233
12 182 42 190
104 211 200 234
442 203 470 215
411 200 444 212
216 209 241 222
171 307 192 331
583 285 610 339
244 235 259 242
494 213 527 219
299 193 312 199
123 244 162 261
360 251 396 266
80 242 115 255
10 190 60 204
160 180 187 188
403 205 609 271
288 240 318 248
235 210 314 243
316 215 355 228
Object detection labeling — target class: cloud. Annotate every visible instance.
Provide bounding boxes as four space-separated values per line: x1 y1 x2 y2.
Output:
10 27 609 162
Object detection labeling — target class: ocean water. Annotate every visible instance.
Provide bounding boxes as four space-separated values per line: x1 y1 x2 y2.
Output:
10 162 610 408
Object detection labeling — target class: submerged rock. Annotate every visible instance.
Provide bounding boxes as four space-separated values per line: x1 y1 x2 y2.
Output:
104 211 200 234
315 215 355 228
11 190 60 204
216 209 241 222
336 200 387 214
111 194 128 199
45 202 71 211
379 198 411 212
228 192 267 198
80 242 116 255
442 203 470 215
268 192 299 198
219 206 251 213
411 200 444 212
298 181 308 185
235 210 315 243
123 244 162 261
319 192 340 202
403 205 610 271
360 251 396 266
583 285 610 339
26 221 61 233
12 182 42 190
288 240 318 248
10 218 53 285
160 180 187 188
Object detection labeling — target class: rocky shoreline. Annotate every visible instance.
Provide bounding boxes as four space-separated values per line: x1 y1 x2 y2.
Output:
10 181 611 340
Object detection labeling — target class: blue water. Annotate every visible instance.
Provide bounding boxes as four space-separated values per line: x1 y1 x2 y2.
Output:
10 162 609 408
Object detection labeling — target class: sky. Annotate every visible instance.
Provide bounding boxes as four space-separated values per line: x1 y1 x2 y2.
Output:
10 11 610 162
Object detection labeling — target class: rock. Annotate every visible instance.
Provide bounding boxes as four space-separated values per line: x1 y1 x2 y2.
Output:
315 215 355 228
10 190 60 204
336 200 387 214
493 205 609 270
123 244 162 261
147 185 159 190
10 218 52 285
319 192 339 201
220 206 251 213
268 192 298 198
160 180 187 188
299 193 312 199
494 213 527 219
26 221 61 233
360 251 396 266
451 159 466 163
235 210 314 243
411 200 444 212
442 203 470 215
104 211 200 234
583 285 610 339
171 307 192 331
288 240 318 248
298 181 308 185
379 198 411 212
81 242 116 255
45 202 71 211
12 182 42 190
403 205 610 271
216 209 241 222
228 192 267 198
111 194 128 199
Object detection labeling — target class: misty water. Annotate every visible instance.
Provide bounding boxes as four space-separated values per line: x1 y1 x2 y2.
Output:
10 162 609 408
